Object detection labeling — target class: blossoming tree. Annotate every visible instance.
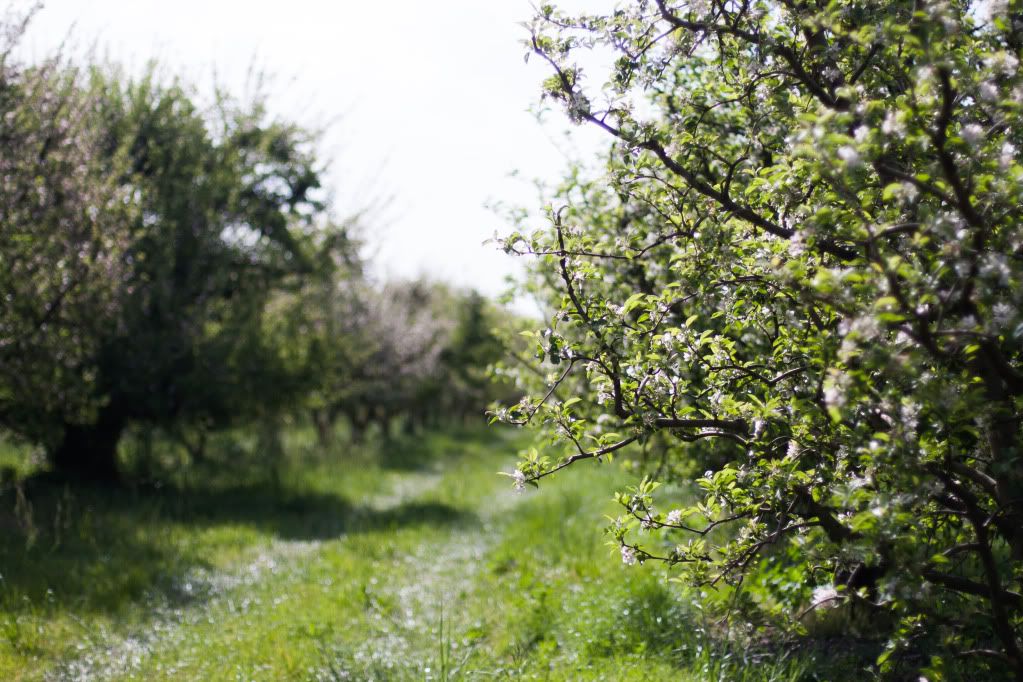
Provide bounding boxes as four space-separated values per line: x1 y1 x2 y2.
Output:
0 10 134 449
497 1 1023 676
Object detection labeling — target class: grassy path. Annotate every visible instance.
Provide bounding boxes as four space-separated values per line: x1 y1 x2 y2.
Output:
1 429 807 681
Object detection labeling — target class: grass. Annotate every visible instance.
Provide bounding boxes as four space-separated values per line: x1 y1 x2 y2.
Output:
0 425 831 681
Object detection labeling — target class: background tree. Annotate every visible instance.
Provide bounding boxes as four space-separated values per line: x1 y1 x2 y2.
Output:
57 70 357 481
0 21 359 482
498 1 1023 677
0 11 134 458
283 273 518 446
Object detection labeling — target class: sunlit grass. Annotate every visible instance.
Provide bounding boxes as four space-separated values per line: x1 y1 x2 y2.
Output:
0 426 819 681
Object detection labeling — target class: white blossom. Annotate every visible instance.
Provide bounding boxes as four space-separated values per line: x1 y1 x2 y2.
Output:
1000 141 1017 171
961 123 985 147
980 0 1010 24
837 145 862 167
993 302 1014 326
811 584 840 607
824 384 845 410
620 545 638 565
788 230 805 256
881 111 905 137
666 509 683 525
980 253 1011 285
511 469 527 492
688 0 711 15
897 181 919 201
985 51 1019 77
979 81 999 102
849 475 871 490
901 401 921 431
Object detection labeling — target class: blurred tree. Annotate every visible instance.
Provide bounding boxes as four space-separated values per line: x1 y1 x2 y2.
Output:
0 11 358 481
0 9 134 458
278 272 521 447
54 70 356 480
439 290 514 424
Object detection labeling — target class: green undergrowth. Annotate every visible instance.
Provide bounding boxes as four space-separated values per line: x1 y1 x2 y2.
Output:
0 426 842 680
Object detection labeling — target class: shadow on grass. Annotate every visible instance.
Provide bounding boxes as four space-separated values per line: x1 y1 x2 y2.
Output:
370 423 522 473
376 429 474 471
0 472 475 619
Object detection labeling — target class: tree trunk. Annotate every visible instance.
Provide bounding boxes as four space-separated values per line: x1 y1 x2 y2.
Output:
51 408 125 483
346 408 368 444
312 408 334 448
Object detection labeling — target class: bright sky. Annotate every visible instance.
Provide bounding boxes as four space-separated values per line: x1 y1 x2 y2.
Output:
19 0 608 302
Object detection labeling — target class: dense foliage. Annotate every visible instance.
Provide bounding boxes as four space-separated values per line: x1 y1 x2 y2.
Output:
0 14 135 448
498 0 1023 677
277 274 516 445
0 11 517 482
